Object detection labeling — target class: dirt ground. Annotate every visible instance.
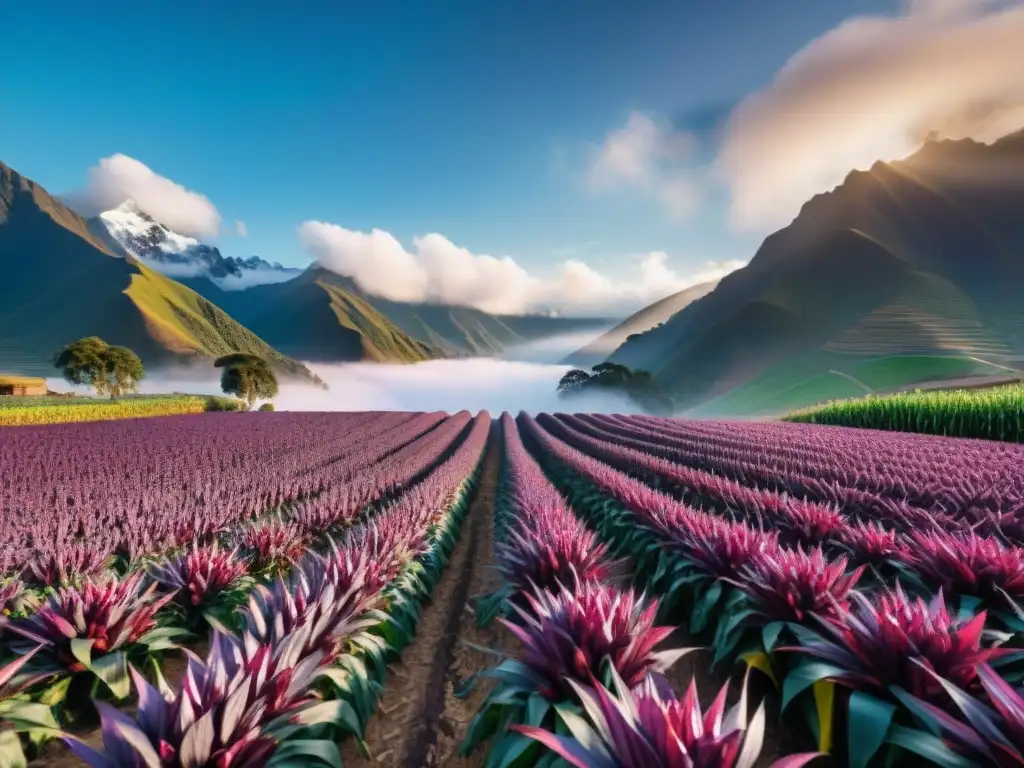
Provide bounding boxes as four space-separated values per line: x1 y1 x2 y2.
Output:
340 430 516 768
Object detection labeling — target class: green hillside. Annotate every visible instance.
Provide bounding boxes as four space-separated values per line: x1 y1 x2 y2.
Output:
186 267 612 363
610 130 1024 414
0 161 317 381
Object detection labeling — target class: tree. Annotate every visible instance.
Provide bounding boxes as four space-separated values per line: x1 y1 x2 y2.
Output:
55 337 110 395
54 337 145 398
105 345 145 398
557 368 592 393
215 354 278 409
555 361 673 415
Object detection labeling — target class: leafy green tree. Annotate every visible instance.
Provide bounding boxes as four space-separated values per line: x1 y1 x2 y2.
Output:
55 338 145 398
215 354 278 409
104 345 145 398
55 337 110 395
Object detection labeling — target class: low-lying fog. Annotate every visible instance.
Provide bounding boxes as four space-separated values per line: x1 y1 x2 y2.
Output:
44 330 643 415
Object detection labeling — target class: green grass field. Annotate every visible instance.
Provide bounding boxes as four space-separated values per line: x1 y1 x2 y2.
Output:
786 383 1024 442
0 393 243 426
692 352 1012 417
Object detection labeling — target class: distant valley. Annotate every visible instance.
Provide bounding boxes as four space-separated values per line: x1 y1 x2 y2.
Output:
0 161 613 380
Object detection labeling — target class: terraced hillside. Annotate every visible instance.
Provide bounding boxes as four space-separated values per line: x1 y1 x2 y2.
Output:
0 161 316 381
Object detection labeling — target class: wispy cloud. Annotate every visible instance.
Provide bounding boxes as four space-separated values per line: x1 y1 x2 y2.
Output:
717 0 1024 230
585 0 1024 232
65 154 222 238
586 112 702 219
235 220 248 237
299 221 742 316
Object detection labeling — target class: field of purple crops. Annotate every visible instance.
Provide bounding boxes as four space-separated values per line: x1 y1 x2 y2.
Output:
1 411 1023 767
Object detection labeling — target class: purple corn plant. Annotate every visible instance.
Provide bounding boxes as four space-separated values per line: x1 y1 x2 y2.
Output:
345 511 429 583
66 631 343 768
0 578 27 617
243 540 387 664
6 573 180 700
514 666 821 768
148 542 252 627
786 583 1003 701
24 544 110 589
909 529 1024 604
8 573 176 668
894 662 1024 768
238 520 309 576
0 646 62 765
502 579 683 701
735 547 864 625
494 516 612 594
835 521 912 569
655 511 779 581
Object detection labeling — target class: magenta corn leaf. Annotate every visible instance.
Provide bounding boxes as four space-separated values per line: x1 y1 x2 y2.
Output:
237 520 309 577
148 542 253 630
64 632 347 768
6 573 182 698
735 547 864 625
513 665 821 768
502 579 683 701
891 662 1024 768
784 583 1004 704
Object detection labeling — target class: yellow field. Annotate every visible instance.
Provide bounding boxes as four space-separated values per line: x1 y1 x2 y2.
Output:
0 394 241 426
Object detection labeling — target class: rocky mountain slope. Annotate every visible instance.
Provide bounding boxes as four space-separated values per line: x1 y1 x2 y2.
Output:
609 130 1024 415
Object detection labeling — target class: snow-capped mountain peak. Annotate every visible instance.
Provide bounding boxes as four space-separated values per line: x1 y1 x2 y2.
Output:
96 200 302 290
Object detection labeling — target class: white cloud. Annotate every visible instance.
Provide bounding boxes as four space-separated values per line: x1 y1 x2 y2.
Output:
275 360 645 415
45 357 645 415
67 154 222 238
716 0 1024 230
236 220 248 237
586 112 701 219
299 221 742 316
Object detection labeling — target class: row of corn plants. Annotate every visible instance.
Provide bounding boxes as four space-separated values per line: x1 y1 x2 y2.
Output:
518 411 1024 768
596 412 1024 524
786 383 1024 442
458 413 821 768
568 411 1023 540
0 394 244 426
0 410 450 580
0 413 490 764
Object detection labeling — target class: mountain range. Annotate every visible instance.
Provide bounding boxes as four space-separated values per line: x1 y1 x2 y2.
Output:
0 161 611 379
93 201 303 290
604 129 1024 416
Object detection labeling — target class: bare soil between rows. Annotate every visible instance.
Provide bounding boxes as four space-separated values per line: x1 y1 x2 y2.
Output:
341 429 512 768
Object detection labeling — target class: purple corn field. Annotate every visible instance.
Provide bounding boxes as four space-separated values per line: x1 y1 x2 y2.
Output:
3 407 1023 767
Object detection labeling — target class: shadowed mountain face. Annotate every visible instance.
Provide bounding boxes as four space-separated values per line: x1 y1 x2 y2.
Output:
610 130 1024 412
562 280 718 369
0 161 315 381
181 267 614 363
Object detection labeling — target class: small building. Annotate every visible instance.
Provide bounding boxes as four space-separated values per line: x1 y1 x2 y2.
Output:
0 376 48 396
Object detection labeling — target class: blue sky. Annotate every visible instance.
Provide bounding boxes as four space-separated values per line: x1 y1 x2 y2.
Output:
6 0 1013 313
